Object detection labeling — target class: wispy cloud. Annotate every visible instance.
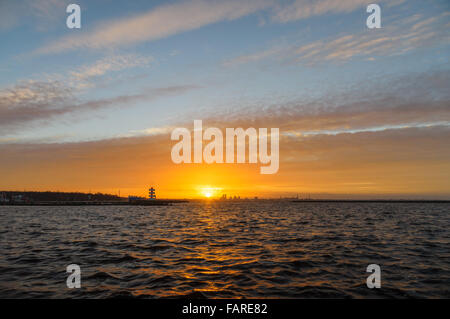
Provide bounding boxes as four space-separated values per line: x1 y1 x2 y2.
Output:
222 46 284 67
67 54 153 88
271 0 401 23
116 126 176 139
33 0 273 55
224 10 449 67
0 52 197 132
0 83 200 132
291 12 449 65
25 0 414 57
197 69 450 134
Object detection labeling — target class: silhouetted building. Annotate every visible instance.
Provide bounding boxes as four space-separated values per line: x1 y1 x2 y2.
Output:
128 196 145 201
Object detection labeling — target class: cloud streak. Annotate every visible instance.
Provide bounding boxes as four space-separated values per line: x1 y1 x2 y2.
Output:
0 83 200 132
69 54 153 85
195 69 450 135
292 13 449 65
31 0 408 56
271 0 401 23
0 54 199 133
224 10 449 67
33 0 273 55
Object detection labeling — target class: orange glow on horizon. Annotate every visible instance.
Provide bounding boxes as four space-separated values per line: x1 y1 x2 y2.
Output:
199 186 222 199
1 130 449 200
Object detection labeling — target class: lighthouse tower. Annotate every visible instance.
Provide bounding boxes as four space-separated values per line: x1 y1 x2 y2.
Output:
149 187 156 200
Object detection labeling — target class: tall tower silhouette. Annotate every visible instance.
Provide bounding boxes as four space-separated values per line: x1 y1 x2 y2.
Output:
149 187 156 200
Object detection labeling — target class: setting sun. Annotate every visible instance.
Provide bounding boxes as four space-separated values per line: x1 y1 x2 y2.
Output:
200 186 222 199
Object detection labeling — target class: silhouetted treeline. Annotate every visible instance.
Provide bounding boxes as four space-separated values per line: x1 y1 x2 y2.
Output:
0 191 121 202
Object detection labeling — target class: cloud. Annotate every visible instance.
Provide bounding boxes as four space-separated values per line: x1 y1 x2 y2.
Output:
271 0 402 23
69 54 153 84
33 0 273 55
0 80 74 128
195 69 450 135
222 46 284 67
22 0 416 57
0 53 198 132
116 126 175 139
0 83 200 132
66 84 200 115
291 14 449 65
224 10 449 67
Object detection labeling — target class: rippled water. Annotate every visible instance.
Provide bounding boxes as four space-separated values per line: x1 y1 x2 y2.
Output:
0 201 449 298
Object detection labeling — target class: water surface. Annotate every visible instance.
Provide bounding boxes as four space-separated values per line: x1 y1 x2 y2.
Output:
0 201 449 298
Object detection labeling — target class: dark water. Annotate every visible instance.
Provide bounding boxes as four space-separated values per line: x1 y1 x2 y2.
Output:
0 201 449 298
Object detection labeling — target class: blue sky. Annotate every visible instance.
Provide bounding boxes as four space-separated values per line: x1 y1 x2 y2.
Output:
0 0 449 143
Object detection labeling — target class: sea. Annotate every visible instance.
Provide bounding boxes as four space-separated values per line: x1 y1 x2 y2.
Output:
0 201 448 298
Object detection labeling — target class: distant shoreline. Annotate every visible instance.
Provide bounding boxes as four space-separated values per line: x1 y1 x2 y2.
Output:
0 199 188 206
1 191 449 205
1 199 449 206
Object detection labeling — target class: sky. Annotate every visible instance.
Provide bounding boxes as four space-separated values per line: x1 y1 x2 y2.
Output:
0 0 449 198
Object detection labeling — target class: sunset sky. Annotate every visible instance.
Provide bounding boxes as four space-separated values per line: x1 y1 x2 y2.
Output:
0 0 449 199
